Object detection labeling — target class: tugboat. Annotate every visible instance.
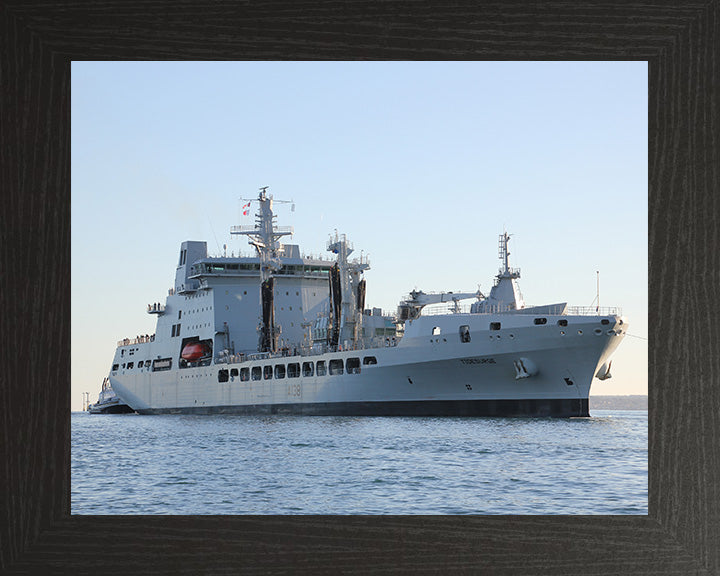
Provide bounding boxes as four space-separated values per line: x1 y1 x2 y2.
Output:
87 378 135 414
105 187 627 417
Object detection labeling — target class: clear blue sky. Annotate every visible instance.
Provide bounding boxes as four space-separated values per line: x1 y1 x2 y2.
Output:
71 61 647 411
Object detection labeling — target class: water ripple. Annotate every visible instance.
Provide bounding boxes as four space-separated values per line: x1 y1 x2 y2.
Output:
72 410 647 515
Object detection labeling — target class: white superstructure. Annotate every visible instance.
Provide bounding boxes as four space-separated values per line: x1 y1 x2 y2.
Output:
107 188 627 417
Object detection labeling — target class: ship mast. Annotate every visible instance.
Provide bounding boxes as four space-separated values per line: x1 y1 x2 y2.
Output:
231 187 294 352
232 187 294 281
498 231 519 280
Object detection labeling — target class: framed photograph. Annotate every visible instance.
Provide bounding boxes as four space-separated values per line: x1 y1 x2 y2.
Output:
2 2 716 574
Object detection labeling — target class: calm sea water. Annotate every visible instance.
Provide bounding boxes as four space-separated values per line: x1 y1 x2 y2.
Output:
71 410 647 515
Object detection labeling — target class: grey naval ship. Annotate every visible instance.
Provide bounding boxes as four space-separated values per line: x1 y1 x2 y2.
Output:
106 188 627 417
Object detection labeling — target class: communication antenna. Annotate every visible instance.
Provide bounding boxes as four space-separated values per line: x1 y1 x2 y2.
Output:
589 270 601 311
596 270 600 312
207 215 222 255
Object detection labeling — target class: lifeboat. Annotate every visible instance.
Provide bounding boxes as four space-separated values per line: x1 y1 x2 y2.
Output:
181 341 211 361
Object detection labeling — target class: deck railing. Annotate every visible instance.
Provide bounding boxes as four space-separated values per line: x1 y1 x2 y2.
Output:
419 304 622 316
117 334 156 347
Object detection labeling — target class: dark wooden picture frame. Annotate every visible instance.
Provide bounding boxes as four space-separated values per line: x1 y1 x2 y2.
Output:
2 2 718 574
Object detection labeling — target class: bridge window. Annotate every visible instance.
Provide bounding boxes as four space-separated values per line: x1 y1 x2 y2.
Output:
490 322 501 331
459 325 471 343
287 363 300 378
329 359 344 375
230 368 238 377
264 366 273 380
534 317 547 325
316 361 326 376
601 319 610 325
557 319 568 327
251 366 261 381
302 362 314 377
274 364 286 379
218 369 229 383
346 358 361 374
363 356 377 365
240 368 250 381
432 326 441 335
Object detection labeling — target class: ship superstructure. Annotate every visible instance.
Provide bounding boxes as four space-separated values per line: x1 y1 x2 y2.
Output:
106 188 627 417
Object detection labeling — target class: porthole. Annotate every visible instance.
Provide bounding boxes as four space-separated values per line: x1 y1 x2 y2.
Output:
594 328 602 335
560 331 566 335
577 330 583 335
607 330 615 335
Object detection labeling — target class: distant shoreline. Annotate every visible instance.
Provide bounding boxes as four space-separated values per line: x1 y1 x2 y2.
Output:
589 395 648 411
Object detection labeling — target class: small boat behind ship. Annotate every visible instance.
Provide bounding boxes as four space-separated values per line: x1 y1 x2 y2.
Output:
87 378 135 414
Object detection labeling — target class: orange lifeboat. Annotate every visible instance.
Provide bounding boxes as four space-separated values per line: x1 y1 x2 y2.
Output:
181 341 210 361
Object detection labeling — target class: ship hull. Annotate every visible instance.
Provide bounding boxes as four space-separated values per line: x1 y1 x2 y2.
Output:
136 397 588 417
109 313 625 419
